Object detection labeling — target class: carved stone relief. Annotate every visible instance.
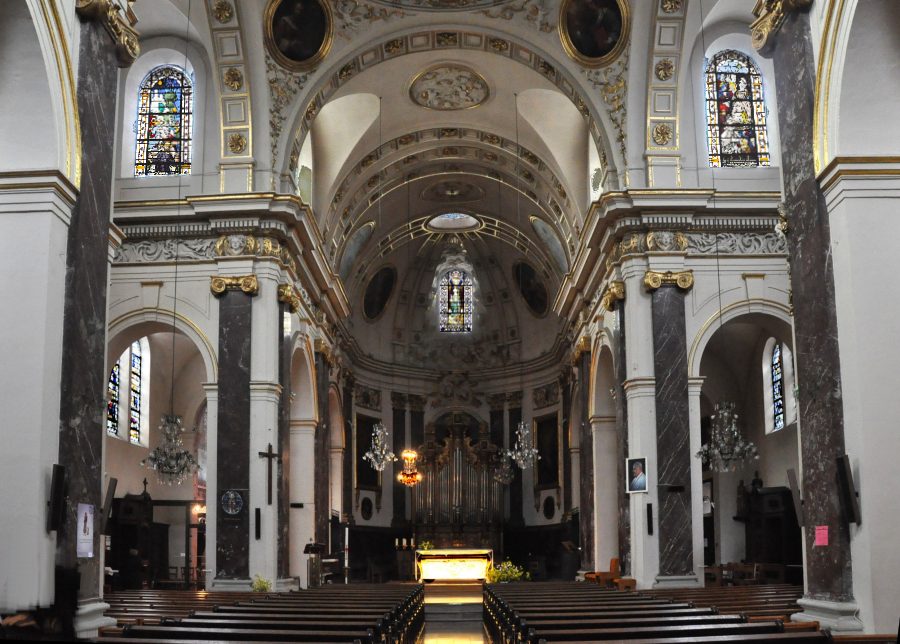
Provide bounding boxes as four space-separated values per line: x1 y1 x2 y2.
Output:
409 65 490 111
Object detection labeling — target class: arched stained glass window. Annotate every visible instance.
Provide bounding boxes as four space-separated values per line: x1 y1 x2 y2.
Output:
107 338 151 445
705 50 770 168
771 342 785 431
439 269 473 333
135 66 193 176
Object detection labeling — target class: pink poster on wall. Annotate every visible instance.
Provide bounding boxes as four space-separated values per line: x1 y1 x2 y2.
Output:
814 525 829 547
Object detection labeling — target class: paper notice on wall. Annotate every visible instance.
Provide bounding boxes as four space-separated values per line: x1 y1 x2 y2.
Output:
76 503 94 558
814 525 829 547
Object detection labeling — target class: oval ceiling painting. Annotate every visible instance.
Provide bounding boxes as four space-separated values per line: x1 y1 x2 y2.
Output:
530 216 569 274
363 266 397 320
559 0 630 67
339 222 374 281
513 261 549 317
264 0 333 72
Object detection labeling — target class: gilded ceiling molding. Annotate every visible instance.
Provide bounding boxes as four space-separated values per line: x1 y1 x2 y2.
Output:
479 0 556 33
643 270 693 291
583 52 629 161
75 0 140 67
600 280 625 311
332 0 405 36
210 274 260 295
266 52 311 187
409 64 490 110
283 29 619 188
203 0 254 173
751 0 813 54
277 283 301 313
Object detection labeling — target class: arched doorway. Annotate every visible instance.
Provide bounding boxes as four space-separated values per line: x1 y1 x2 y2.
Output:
288 340 317 584
590 343 618 573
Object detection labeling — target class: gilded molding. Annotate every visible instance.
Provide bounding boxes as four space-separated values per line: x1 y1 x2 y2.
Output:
751 0 813 53
212 0 234 22
210 274 259 296
643 270 693 291
655 58 674 81
646 230 687 252
661 0 682 12
277 283 300 313
75 0 140 67
227 132 247 154
223 67 243 91
600 281 625 311
651 122 674 146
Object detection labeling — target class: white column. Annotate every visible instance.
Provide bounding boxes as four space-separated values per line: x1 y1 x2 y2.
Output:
202 383 219 590
570 446 581 510
0 174 75 612
688 377 706 580
591 416 618 569
289 419 317 586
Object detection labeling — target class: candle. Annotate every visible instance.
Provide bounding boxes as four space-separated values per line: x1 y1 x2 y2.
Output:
395 538 399 548
402 538 407 548
411 537 416 548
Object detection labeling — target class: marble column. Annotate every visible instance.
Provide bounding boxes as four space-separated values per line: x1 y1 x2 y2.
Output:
576 351 594 571
391 393 407 527
341 374 354 524
612 300 631 575
54 15 121 635
214 284 254 582
276 304 291 578
648 275 694 579
314 352 330 546
561 373 573 512
756 7 856 625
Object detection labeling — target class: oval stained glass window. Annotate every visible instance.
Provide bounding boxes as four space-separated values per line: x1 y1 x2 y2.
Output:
363 266 396 320
513 261 549 317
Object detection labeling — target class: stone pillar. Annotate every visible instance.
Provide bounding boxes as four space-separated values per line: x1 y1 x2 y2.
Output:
314 351 331 546
202 383 219 591
575 351 594 571
276 293 292 580
211 275 257 587
391 393 407 527
752 3 859 630
592 416 618 570
289 418 316 585
54 6 136 636
560 372 573 513
341 374 354 524
645 270 696 584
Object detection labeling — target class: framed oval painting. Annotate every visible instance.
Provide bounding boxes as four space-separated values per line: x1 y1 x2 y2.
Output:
559 0 630 67
264 0 333 72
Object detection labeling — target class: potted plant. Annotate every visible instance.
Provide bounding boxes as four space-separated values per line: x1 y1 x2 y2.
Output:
486 560 530 583
251 574 272 592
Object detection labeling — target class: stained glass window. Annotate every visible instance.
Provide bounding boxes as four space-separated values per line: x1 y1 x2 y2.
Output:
705 50 770 168
771 342 785 431
135 66 192 176
439 269 473 333
106 338 150 443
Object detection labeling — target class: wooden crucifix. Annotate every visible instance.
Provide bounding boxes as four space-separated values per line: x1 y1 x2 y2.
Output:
258 442 281 506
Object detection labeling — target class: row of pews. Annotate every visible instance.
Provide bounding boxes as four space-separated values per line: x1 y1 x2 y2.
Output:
484 582 828 643
93 584 424 643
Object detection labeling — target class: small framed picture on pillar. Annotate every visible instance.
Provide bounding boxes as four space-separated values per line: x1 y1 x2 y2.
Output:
627 457 648 494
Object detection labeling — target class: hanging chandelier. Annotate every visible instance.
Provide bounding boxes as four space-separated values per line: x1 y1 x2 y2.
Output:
696 401 759 472
493 452 515 484
396 449 423 487
504 420 540 470
142 414 197 485
363 421 397 471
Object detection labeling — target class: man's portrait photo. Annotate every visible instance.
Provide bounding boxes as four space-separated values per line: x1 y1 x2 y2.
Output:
627 457 648 493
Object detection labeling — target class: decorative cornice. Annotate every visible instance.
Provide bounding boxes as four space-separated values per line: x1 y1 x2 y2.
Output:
600 281 625 312
751 0 813 54
75 0 140 66
210 274 259 296
277 283 300 313
643 270 693 291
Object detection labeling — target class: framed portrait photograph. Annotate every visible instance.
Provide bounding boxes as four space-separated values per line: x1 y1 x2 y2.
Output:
559 0 630 68
626 457 648 494
264 0 333 72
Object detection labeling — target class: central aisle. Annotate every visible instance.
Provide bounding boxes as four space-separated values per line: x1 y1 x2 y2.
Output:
422 582 486 643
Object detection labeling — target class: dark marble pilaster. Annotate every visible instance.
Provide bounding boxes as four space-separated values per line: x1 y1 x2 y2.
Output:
391 394 407 526
613 304 631 575
650 285 693 576
576 351 594 571
409 396 425 449
55 18 119 603
561 374 573 512
314 352 330 545
767 10 852 602
508 406 524 526
341 375 354 523
489 408 504 447
276 304 291 577
215 291 253 579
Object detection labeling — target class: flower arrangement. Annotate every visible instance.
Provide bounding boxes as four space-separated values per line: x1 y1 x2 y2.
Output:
418 539 434 551
486 560 530 583
251 574 272 592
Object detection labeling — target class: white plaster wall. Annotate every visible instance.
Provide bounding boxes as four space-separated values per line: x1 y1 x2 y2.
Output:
827 174 900 633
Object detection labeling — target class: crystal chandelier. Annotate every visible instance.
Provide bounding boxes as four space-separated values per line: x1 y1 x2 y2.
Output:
363 421 397 471
696 401 759 472
142 414 198 485
396 449 423 487
504 420 540 470
492 452 515 484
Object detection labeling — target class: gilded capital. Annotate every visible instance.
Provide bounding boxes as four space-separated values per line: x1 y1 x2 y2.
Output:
76 0 141 67
277 283 300 313
751 0 813 53
600 281 626 311
643 270 693 291
210 274 259 296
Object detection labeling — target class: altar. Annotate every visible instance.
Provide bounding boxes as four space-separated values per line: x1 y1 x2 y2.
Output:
415 548 493 581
